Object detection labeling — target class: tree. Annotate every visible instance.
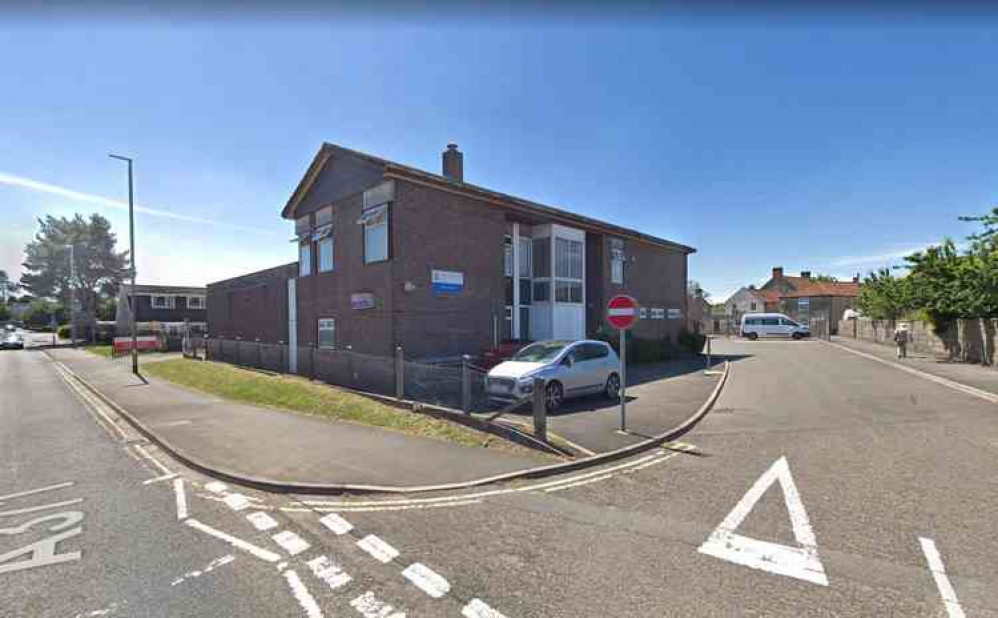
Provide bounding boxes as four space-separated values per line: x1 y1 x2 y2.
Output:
22 299 66 329
687 280 711 302
904 239 965 323
20 214 129 318
856 267 913 320
0 270 18 304
96 296 118 321
0 304 9 321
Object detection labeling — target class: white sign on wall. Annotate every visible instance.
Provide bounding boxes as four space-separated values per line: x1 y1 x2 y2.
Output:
431 270 464 295
667 308 682 319
650 308 665 319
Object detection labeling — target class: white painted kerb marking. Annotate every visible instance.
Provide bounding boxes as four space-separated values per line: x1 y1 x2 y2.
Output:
204 481 228 494
273 530 311 556
284 569 325 618
185 519 281 563
356 534 400 563
402 562 451 598
308 555 352 590
698 456 828 586
350 591 403 618
919 537 966 618
223 493 251 512
319 512 354 535
462 598 507 618
173 478 188 520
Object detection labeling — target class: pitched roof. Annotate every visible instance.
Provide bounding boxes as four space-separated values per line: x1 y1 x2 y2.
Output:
284 142 696 254
780 280 860 298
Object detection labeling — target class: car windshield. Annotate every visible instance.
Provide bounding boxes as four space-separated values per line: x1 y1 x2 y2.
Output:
512 341 570 363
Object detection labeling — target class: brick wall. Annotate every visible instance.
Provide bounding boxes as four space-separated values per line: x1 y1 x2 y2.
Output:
837 317 998 364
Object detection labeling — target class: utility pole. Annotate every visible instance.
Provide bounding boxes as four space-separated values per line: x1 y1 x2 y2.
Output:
64 244 76 346
109 153 138 375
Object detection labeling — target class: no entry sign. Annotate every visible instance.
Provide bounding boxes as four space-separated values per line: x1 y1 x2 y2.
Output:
607 295 639 330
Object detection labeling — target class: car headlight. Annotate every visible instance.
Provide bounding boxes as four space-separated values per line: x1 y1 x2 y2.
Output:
518 378 535 393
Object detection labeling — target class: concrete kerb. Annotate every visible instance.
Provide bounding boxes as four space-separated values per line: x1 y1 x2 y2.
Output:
50 353 729 496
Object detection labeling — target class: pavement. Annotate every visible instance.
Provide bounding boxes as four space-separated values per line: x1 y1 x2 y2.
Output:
44 347 550 488
830 334 998 397
6 335 998 616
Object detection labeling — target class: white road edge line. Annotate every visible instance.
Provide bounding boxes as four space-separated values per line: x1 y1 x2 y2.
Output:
133 444 173 476
184 519 281 563
543 474 613 493
173 478 188 520
919 537 967 618
0 481 74 503
283 569 324 618
143 473 179 485
825 340 998 404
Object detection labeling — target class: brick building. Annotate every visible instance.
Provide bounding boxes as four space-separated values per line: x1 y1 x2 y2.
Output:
207 143 695 361
116 284 207 335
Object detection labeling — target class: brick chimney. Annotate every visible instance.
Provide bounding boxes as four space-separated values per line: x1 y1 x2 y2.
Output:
772 267 784 280
442 143 463 182
801 270 811 279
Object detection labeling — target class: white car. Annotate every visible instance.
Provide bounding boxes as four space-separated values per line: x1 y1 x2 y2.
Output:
485 340 621 411
740 312 810 340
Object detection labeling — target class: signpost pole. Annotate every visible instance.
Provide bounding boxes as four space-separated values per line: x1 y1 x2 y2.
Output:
619 329 627 432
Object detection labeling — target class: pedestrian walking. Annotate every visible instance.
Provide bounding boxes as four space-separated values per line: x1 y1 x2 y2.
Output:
893 323 910 359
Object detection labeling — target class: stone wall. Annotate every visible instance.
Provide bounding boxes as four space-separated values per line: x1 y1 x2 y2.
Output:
837 317 998 365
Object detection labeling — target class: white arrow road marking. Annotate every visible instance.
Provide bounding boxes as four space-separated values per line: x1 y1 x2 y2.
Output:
462 598 507 618
307 555 353 590
284 569 325 618
356 534 400 564
319 513 354 535
185 519 281 563
272 530 311 556
401 563 451 598
246 511 279 531
698 456 828 586
919 537 967 618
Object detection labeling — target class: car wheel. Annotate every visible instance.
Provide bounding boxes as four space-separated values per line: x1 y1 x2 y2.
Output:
792 332 802 340
747 332 758 341
605 373 621 400
545 381 563 412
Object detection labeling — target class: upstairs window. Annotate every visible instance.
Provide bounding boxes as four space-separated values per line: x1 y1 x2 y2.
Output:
359 204 389 264
318 236 334 273
503 236 513 277
610 238 625 284
554 238 584 304
299 242 312 277
187 296 205 310
518 237 532 278
295 215 311 239
151 295 175 309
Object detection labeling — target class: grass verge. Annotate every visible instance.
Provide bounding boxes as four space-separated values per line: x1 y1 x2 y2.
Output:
144 358 542 455
84 345 113 358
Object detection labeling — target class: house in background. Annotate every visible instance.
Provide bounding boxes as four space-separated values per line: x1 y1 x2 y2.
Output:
208 142 696 362
762 267 860 333
116 284 207 335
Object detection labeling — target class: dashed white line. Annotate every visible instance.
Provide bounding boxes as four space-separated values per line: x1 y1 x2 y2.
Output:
185 519 281 563
350 591 404 618
319 512 354 535
173 478 188 520
143 473 179 485
246 511 279 531
356 534 400 564
284 569 325 618
273 530 311 556
307 555 353 590
171 554 235 586
462 598 507 618
543 473 613 493
401 562 450 598
223 493 251 512
919 537 967 618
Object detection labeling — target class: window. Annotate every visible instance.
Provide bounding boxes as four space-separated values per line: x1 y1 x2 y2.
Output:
315 206 332 228
750 301 757 311
299 243 312 277
519 279 532 305
187 296 205 310
318 318 335 349
610 238 625 284
503 236 512 276
318 236 334 273
518 237 532 278
295 215 311 237
532 237 551 278
533 280 550 302
360 204 389 264
799 298 811 312
555 238 583 279
555 281 583 303
151 295 175 309
763 317 780 326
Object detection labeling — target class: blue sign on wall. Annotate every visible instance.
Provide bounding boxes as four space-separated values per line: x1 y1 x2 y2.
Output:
431 269 464 295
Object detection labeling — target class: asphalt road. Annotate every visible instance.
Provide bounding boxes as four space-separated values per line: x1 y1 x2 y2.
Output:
3 337 997 616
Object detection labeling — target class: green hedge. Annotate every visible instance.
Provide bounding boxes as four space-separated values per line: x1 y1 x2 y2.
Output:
57 325 73 340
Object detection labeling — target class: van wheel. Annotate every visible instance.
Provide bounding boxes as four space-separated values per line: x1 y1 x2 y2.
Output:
605 373 621 400
792 332 802 340
545 381 563 412
747 332 758 341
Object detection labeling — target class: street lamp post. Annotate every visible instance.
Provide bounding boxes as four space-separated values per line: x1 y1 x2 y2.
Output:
64 244 76 346
109 153 138 375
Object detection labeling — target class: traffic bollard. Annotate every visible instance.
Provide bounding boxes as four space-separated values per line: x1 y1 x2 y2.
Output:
532 377 547 443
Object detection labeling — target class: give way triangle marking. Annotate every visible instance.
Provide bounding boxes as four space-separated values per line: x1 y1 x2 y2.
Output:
697 456 829 586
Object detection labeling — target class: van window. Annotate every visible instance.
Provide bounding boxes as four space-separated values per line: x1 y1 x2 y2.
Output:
763 318 780 326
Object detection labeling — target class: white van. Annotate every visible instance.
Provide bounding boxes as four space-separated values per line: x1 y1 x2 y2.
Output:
740 313 810 340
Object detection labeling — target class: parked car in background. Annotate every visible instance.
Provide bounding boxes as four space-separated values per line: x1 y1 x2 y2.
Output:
485 339 620 411
1 332 24 350
740 313 811 340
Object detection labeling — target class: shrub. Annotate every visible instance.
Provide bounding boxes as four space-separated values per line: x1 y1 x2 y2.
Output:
678 328 706 354
57 324 73 340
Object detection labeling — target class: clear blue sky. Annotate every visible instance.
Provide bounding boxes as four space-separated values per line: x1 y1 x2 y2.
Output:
2 12 994 301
